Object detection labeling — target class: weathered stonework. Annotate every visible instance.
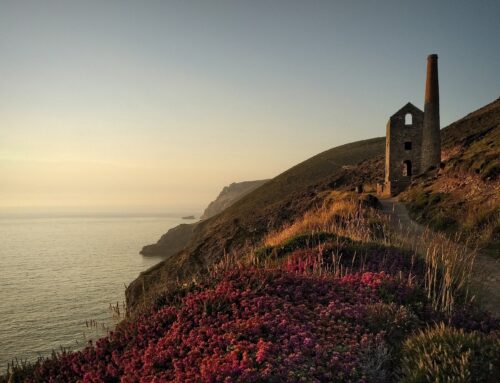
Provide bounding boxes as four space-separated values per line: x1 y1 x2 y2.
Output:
421 54 441 172
378 54 441 197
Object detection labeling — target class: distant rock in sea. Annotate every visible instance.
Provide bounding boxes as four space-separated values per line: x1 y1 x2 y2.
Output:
182 215 196 220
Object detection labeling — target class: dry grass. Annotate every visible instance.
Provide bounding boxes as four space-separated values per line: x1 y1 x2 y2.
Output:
262 191 479 315
423 232 477 315
263 192 379 248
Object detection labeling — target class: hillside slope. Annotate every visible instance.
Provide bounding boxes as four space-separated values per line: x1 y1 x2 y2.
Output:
126 137 385 311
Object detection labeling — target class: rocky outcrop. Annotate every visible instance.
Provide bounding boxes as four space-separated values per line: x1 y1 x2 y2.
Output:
140 223 195 257
201 180 269 219
140 180 268 257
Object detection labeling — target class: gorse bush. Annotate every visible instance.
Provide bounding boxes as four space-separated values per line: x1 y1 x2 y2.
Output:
400 324 500 383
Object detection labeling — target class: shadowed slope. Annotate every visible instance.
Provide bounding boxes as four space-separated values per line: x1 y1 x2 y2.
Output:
126 137 385 312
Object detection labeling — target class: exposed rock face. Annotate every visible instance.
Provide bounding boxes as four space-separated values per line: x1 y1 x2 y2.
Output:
140 180 268 257
201 180 269 220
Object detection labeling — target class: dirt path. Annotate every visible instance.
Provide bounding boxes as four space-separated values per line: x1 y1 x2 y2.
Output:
379 197 500 316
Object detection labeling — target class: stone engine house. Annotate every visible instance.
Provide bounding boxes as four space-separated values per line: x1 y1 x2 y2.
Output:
379 54 441 196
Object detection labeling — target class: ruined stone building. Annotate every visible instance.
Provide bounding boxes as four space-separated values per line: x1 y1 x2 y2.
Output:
378 54 441 196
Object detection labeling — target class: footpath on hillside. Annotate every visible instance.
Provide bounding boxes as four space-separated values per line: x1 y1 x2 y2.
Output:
379 197 500 317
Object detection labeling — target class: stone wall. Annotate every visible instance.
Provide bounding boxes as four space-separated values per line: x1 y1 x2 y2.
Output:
383 102 424 195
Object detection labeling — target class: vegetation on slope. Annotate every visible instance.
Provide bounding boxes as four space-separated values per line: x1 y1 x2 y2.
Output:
4 193 498 382
126 138 385 312
128 98 500 313
400 98 500 253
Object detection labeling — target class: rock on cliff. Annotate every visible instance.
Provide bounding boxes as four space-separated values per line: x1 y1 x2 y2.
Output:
200 180 269 220
140 180 269 257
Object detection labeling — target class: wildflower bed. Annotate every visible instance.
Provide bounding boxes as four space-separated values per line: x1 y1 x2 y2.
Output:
13 259 498 382
25 268 417 382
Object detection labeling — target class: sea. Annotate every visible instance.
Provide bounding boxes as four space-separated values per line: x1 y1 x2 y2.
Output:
0 214 187 373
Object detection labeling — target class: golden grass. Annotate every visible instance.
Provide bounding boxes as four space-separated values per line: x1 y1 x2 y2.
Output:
423 232 477 315
263 193 378 247
262 191 479 314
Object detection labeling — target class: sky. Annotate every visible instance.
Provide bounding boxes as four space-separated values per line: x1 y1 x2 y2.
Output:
1 0 499 215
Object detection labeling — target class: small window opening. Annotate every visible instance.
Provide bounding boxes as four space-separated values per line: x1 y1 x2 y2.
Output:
404 141 412 150
403 160 412 177
405 113 412 125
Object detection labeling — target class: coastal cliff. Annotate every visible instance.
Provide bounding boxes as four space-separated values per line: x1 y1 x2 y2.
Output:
140 180 268 257
200 180 268 220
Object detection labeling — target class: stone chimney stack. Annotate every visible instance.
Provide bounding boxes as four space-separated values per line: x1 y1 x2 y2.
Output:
421 54 441 172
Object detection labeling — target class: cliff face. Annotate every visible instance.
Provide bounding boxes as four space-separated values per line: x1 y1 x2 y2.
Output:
200 180 269 220
140 180 269 257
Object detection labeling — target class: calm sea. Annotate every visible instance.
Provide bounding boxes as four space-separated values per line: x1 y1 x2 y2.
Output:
0 214 186 372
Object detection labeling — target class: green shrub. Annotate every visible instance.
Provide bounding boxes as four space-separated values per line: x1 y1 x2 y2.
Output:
428 193 446 205
400 324 500 383
364 303 419 344
430 214 458 231
412 191 429 211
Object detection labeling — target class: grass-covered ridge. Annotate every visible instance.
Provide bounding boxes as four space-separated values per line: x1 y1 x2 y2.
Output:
4 193 498 382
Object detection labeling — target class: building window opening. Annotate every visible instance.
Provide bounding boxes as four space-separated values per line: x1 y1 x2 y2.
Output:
405 113 412 125
404 141 412 150
403 160 412 177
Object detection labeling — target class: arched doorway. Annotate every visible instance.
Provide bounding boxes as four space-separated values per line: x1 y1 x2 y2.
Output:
403 160 412 177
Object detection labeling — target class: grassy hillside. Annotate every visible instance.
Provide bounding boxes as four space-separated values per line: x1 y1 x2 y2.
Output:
401 98 500 253
6 193 498 382
126 137 385 311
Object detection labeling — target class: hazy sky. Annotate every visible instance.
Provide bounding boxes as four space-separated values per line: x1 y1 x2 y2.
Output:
1 1 499 215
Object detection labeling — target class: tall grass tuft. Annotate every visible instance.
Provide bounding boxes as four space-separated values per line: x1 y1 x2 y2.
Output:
423 232 477 316
400 324 500 382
